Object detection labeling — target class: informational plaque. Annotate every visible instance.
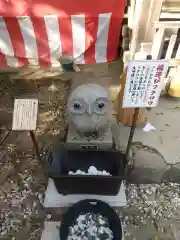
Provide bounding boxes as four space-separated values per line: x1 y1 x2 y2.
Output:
12 99 38 130
123 60 169 108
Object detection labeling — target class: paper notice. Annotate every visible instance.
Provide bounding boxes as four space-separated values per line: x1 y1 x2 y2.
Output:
12 99 38 131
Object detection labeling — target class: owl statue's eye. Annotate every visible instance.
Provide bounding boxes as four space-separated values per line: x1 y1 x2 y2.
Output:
98 102 105 109
94 98 108 115
68 98 86 115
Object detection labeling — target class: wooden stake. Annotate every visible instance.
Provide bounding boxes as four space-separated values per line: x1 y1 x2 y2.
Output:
124 55 152 165
125 108 140 164
29 130 41 162
29 130 48 178
0 130 11 146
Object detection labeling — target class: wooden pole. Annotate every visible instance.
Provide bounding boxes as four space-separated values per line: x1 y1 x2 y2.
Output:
124 55 152 164
0 130 11 146
125 108 139 164
29 130 47 178
29 130 41 163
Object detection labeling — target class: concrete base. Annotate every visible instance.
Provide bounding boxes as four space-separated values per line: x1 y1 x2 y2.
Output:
41 222 60 240
43 179 127 208
114 97 180 166
66 124 113 150
41 221 125 240
111 97 180 183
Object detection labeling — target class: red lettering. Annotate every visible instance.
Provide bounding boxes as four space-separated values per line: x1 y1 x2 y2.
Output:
155 71 162 78
156 64 164 72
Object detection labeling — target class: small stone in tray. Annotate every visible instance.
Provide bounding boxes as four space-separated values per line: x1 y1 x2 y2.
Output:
67 213 113 240
68 166 111 176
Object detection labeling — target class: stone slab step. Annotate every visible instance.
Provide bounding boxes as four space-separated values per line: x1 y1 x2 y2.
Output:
43 179 127 208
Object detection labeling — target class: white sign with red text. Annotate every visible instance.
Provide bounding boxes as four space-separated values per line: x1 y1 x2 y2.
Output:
123 60 169 108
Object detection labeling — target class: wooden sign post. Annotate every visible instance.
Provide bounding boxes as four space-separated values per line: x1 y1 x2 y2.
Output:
12 99 41 163
123 60 169 163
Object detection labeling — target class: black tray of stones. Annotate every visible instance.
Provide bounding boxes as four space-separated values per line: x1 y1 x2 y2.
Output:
60 199 122 240
47 148 125 195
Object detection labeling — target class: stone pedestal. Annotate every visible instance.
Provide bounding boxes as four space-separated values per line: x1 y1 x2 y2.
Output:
66 123 113 149
41 178 126 240
41 221 125 240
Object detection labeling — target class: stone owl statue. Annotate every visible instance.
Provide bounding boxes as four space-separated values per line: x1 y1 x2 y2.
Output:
67 83 111 134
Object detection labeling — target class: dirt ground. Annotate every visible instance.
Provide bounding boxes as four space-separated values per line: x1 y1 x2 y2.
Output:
0 61 122 240
0 71 71 239
1 62 180 240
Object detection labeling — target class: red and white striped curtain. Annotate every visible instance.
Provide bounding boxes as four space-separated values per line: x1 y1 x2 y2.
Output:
0 0 125 67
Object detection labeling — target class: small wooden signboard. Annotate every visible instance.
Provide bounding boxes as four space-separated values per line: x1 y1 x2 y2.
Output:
12 99 42 164
12 99 38 131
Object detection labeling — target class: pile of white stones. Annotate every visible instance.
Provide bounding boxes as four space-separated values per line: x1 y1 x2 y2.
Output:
67 213 113 240
68 166 111 176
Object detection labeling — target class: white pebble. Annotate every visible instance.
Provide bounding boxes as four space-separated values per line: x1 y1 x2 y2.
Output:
76 170 83 174
68 166 111 176
88 166 97 174
47 214 52 219
77 215 86 222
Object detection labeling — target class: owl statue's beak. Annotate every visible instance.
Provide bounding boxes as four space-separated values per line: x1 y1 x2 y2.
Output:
87 106 92 115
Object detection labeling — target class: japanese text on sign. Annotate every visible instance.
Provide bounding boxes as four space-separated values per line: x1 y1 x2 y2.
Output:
122 60 169 108
12 99 38 131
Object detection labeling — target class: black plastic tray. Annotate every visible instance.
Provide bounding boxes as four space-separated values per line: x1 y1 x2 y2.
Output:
60 199 122 240
48 148 125 195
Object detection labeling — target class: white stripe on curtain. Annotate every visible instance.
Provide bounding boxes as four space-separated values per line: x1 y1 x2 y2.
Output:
17 16 39 65
0 17 18 67
95 13 112 63
71 14 86 64
44 15 62 66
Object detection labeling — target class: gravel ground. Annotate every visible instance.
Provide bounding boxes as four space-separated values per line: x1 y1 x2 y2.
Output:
0 148 46 240
0 76 70 240
121 182 180 240
1 71 180 240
